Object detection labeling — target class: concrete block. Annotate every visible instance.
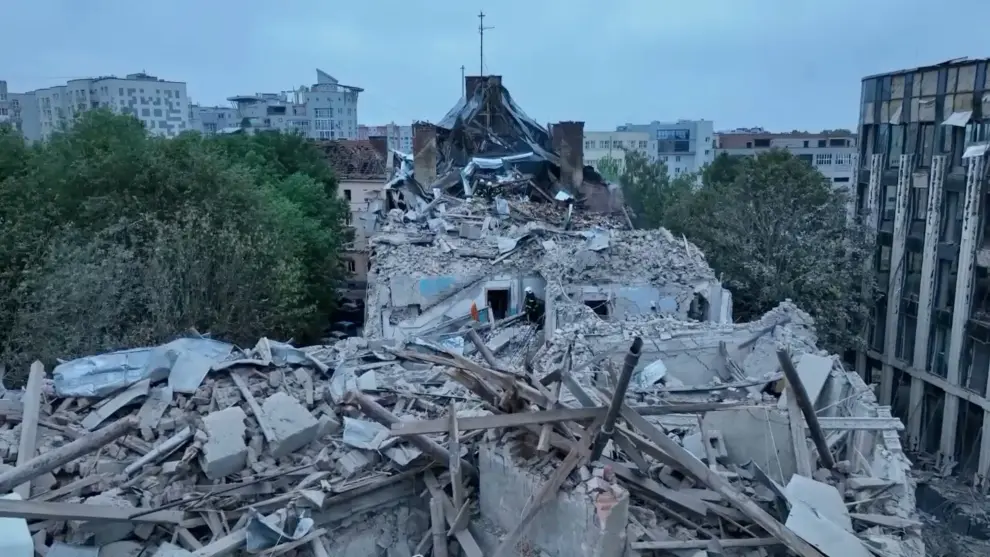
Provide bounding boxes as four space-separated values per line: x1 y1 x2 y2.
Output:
317 414 342 438
199 406 248 480
75 491 134 544
260 392 320 458
337 450 373 478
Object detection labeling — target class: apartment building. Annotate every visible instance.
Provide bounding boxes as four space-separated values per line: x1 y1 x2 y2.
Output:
0 81 8 125
716 129 858 187
358 123 412 153
318 138 389 300
583 130 654 177
199 69 361 140
189 104 238 135
31 73 189 140
616 119 716 177
855 57 990 485
0 81 44 141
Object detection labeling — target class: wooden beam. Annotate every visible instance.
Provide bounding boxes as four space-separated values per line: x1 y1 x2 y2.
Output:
230 371 276 445
347 391 478 477
632 537 780 550
15 362 45 499
430 498 449 557
619 405 821 557
0 416 136 494
391 403 743 436
0 499 183 524
777 350 835 470
448 402 464 510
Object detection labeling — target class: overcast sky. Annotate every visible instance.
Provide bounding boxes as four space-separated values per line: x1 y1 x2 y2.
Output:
3 0 987 133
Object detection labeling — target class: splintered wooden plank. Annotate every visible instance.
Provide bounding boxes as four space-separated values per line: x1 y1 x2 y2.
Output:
15 361 46 499
0 499 184 524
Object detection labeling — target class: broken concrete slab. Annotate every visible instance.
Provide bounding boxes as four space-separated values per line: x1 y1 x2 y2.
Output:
259 392 320 458
778 353 832 410
200 406 247 480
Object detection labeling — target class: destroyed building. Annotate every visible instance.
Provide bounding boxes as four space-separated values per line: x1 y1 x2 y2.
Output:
0 74 922 557
365 75 731 341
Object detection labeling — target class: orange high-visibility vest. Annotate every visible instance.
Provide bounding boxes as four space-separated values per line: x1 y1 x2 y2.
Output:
470 302 480 321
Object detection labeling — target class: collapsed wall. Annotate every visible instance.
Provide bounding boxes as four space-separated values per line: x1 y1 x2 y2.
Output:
365 197 730 342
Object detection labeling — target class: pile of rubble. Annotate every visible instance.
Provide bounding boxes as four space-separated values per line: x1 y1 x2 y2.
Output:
0 299 923 556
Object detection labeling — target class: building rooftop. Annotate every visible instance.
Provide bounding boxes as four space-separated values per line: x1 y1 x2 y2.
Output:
860 56 990 80
318 139 388 181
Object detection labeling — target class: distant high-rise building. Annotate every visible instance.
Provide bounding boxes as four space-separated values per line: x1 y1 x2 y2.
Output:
616 120 716 176
195 69 362 140
26 72 190 141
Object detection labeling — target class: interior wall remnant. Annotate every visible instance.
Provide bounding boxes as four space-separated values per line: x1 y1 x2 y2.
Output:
703 408 797 484
412 122 438 187
377 274 545 340
550 121 585 193
687 292 710 321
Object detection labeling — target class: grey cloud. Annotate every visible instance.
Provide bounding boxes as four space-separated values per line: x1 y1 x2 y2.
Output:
2 0 987 132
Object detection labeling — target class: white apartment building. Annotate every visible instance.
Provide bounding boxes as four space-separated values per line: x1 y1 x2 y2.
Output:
206 69 361 140
616 119 716 177
714 130 858 187
358 123 412 153
0 81 9 125
32 73 189 140
583 131 654 177
189 104 238 135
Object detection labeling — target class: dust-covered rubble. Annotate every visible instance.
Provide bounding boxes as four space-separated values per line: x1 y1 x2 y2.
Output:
0 298 923 557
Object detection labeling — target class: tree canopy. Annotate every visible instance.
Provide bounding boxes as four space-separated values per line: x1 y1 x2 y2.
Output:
0 111 351 377
619 149 874 352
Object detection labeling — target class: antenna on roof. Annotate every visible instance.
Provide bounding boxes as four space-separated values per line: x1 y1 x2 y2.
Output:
478 11 493 77
461 65 465 97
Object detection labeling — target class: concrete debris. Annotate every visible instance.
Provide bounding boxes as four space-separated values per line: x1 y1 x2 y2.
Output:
0 302 923 557
0 161 921 555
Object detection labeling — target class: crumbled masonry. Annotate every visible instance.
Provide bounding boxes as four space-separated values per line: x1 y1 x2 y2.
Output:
0 77 923 556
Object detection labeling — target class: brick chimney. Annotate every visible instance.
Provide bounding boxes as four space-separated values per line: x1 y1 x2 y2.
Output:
464 75 504 97
367 135 392 173
412 122 438 186
551 121 585 191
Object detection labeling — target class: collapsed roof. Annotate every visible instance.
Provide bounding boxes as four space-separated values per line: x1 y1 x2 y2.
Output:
387 76 618 212
316 139 387 181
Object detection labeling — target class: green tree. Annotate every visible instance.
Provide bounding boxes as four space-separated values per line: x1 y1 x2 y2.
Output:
0 110 350 378
619 151 696 230
596 156 623 183
618 148 874 352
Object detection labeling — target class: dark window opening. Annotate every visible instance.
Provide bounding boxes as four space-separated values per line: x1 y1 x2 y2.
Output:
818 139 827 148
833 177 850 183
688 293 710 321
829 138 847 147
585 300 609 317
344 189 352 201
803 140 809 148
753 138 771 148
487 288 510 320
